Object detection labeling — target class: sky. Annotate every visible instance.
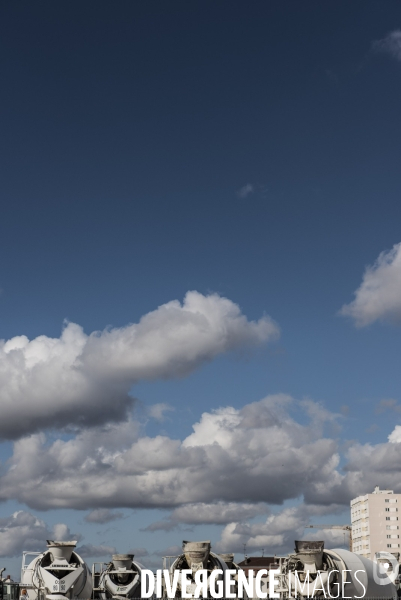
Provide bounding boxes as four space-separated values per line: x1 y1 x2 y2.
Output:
1 0 401 579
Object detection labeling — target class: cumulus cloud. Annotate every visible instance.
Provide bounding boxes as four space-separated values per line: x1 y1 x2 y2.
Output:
84 509 124 524
216 425 401 553
309 423 401 506
215 504 348 555
0 511 79 558
0 395 341 511
342 430 401 495
0 291 278 439
373 30 401 62
2 398 401 554
389 425 401 443
237 184 254 198
340 243 401 326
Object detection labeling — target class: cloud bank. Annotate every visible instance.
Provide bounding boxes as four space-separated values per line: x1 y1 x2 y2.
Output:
215 504 348 555
1 392 399 515
219 421 401 556
0 395 400 557
0 395 341 511
0 511 79 558
0 291 278 439
340 242 401 326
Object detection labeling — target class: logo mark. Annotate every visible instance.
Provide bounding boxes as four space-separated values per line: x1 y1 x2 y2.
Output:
373 551 399 586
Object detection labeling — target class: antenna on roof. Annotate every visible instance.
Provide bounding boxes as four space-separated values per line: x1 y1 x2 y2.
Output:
243 543 247 559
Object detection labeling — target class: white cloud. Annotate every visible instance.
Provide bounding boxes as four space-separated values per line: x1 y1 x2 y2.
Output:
342 429 401 495
84 509 124 524
310 424 401 505
373 30 401 62
215 504 348 555
340 243 401 326
147 403 174 422
0 395 340 511
2 399 401 555
0 291 278 438
237 184 254 198
389 425 401 443
0 511 79 558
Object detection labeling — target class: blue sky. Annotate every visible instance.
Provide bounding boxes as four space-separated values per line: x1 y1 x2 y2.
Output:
1 0 401 578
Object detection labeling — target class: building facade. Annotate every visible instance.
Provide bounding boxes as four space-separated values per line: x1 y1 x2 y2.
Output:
351 486 401 560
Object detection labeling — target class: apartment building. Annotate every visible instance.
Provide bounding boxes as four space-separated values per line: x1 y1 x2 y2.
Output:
351 486 401 560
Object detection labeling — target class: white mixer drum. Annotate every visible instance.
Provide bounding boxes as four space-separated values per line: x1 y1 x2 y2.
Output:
21 540 92 600
97 554 145 600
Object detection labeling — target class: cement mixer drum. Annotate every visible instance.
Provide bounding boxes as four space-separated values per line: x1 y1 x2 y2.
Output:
97 554 145 600
21 541 92 600
165 541 228 598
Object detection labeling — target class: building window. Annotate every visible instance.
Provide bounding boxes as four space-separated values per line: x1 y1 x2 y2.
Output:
386 499 390 502
386 508 390 512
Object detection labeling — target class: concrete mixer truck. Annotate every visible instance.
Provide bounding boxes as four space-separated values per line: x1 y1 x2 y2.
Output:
20 541 92 600
93 553 145 600
217 554 248 599
163 541 228 598
280 540 398 599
